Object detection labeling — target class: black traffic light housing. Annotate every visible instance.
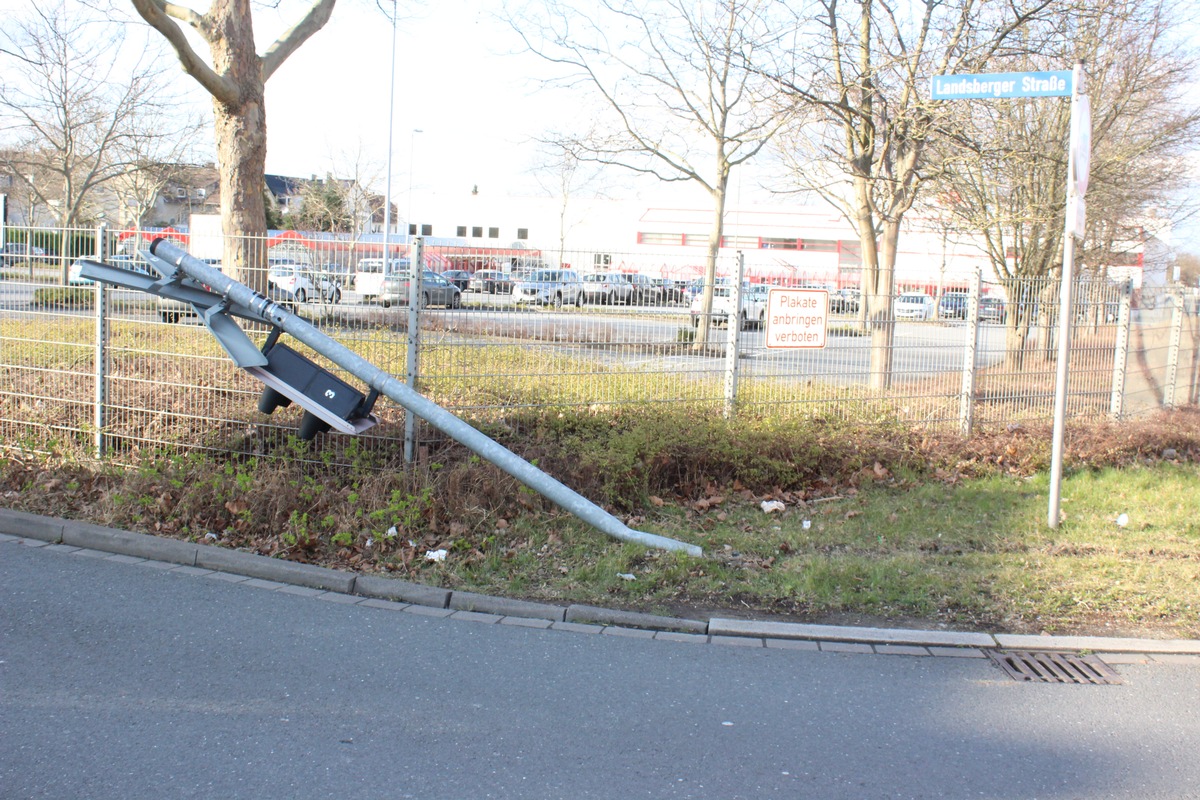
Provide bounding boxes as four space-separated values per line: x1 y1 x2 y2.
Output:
248 327 380 441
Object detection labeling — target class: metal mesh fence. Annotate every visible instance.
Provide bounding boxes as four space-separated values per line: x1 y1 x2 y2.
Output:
2 223 1197 464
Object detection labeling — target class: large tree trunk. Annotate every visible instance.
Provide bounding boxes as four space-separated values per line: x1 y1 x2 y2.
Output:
692 179 729 352
853 180 879 333
211 0 268 293
214 97 268 292
869 217 900 390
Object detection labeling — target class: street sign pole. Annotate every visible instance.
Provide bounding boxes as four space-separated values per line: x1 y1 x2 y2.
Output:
932 63 1086 530
1048 62 1090 528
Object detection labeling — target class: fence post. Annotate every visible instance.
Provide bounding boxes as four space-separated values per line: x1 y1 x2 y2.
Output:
93 223 109 458
1109 279 1133 420
404 236 423 463
1164 286 1183 409
958 267 982 436
722 252 745 418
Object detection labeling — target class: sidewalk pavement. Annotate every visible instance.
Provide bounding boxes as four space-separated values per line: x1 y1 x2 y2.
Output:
4 507 1199 665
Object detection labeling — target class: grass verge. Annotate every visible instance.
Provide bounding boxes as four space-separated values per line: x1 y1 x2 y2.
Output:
2 408 1198 638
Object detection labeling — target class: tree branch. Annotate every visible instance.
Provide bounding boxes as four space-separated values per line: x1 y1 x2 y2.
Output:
261 0 337 83
128 0 239 104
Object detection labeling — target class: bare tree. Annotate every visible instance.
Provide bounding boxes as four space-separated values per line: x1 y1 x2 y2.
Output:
935 0 1200 364
129 0 336 290
510 0 788 348
293 176 354 233
769 0 1051 388
1178 252 1200 289
0 1 204 281
531 136 613 269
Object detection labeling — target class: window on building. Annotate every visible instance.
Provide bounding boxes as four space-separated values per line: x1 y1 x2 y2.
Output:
761 237 800 250
456 226 467 237
517 228 529 240
421 224 432 236
800 239 840 252
488 227 499 238
472 226 483 238
721 235 760 249
637 232 685 246
408 223 416 236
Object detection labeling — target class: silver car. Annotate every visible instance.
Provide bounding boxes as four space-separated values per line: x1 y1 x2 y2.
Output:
512 268 583 307
379 269 462 308
581 272 632 305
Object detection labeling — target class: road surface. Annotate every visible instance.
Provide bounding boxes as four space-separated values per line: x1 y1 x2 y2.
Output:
3 539 1199 799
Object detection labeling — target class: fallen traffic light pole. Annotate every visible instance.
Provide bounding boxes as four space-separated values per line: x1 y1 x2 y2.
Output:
80 237 702 557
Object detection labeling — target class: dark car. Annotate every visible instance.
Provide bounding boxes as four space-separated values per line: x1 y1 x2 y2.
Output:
979 296 1007 324
830 288 860 314
938 292 969 319
613 273 662 305
468 269 513 294
2 242 47 266
651 277 687 304
440 269 472 291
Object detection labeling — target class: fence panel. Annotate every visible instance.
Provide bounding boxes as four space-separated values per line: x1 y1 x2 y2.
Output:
2 223 1196 465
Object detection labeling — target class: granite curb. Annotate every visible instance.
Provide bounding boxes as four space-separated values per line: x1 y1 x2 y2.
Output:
5 508 1200 658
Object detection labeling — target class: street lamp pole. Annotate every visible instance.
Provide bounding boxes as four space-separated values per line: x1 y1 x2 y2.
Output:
381 2 398 269
407 128 423 236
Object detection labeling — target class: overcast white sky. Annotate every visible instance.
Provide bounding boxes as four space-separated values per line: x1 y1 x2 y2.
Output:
254 0 587 202
3 1 1197 248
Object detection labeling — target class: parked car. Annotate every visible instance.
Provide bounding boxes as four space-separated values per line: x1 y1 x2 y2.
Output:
1077 298 1119 323
268 264 315 303
895 292 935 320
380 268 462 308
2 242 47 266
689 282 769 330
269 263 340 303
979 296 1007 324
652 277 687 305
938 292 969 319
107 253 152 273
467 269 513 294
158 259 296 323
612 272 662 305
440 269 473 291
581 272 630 305
830 288 860 314
67 259 93 286
512 268 583 307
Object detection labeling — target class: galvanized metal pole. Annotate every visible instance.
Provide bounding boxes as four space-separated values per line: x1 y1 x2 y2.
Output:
147 238 702 556
1108 280 1132 419
1164 287 1183 409
722 253 744 418
93 223 109 458
958 267 981 437
1048 63 1087 529
404 237 423 463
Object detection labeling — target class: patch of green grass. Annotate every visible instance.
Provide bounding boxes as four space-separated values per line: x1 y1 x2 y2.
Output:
1 384 1198 637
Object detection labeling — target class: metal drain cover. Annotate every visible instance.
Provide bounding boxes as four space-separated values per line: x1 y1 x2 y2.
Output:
988 650 1123 685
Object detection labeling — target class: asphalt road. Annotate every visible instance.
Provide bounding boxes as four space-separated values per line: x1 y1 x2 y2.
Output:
4 541 1200 799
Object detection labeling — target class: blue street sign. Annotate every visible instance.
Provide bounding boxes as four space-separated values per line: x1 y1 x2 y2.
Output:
931 70 1073 100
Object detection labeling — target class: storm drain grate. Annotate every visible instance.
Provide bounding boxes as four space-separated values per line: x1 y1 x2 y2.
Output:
988 651 1123 685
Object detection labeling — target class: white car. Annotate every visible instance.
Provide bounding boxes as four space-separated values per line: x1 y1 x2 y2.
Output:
67 259 93 286
689 282 770 330
895 292 935 320
267 263 340 304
